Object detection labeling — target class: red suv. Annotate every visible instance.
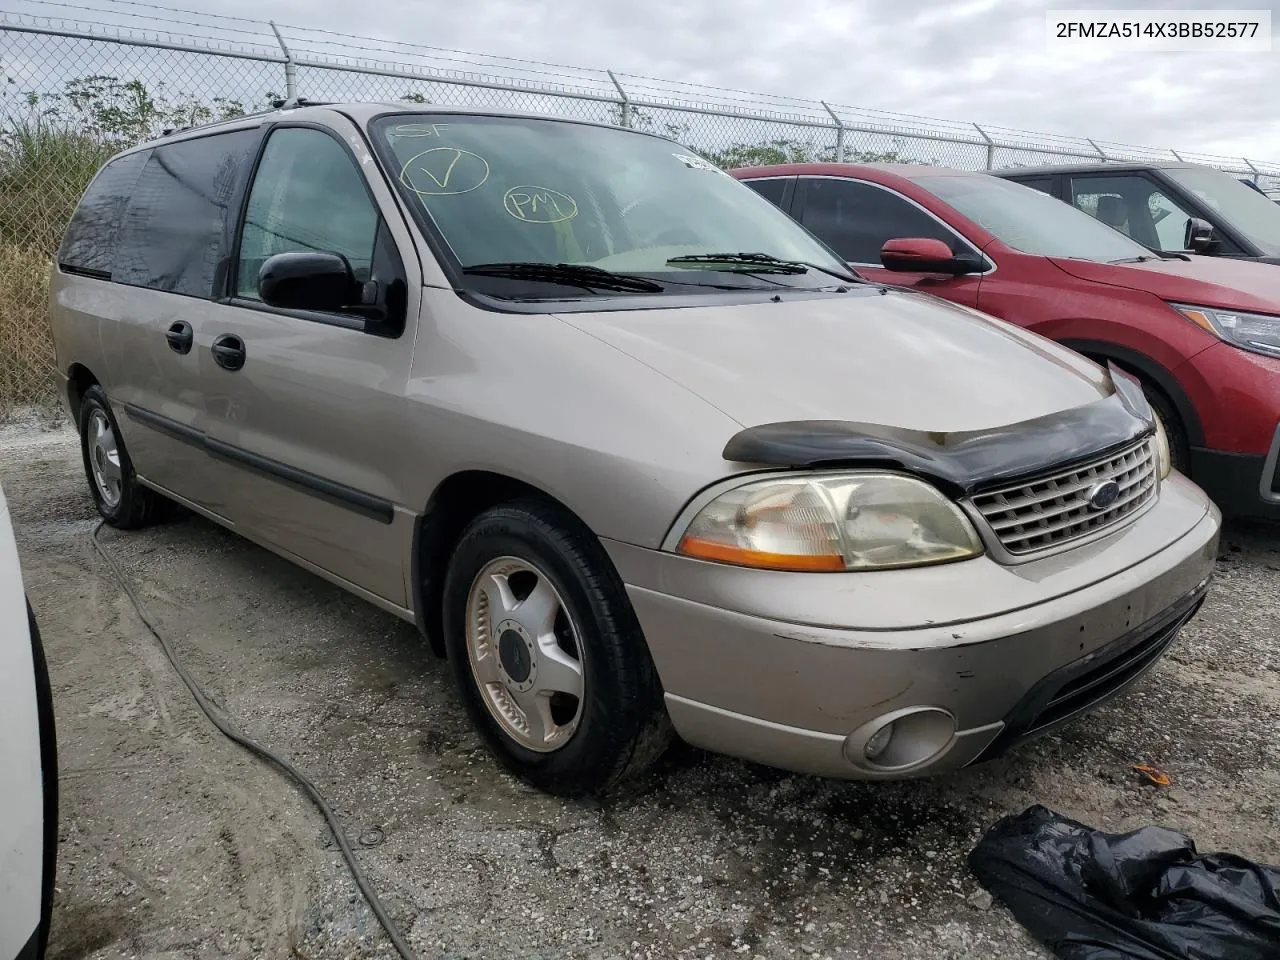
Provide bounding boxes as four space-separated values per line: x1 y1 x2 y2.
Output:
731 163 1280 522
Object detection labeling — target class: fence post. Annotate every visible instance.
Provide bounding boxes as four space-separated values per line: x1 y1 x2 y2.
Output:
821 101 844 162
269 21 297 100
1087 138 1108 161
973 123 995 170
1243 157 1261 184
607 70 630 127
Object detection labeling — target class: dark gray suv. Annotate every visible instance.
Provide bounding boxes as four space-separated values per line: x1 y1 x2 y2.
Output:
997 161 1280 264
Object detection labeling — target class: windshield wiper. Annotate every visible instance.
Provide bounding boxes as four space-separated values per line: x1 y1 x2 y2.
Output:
463 262 664 293
667 252 861 284
1109 252 1192 264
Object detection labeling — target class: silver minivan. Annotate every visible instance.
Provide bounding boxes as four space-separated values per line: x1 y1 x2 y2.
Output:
51 103 1220 795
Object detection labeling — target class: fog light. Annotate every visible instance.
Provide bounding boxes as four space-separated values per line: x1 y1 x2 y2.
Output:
864 722 895 760
845 706 958 772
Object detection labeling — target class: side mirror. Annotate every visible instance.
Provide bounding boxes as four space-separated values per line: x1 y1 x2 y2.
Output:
1184 217 1217 253
880 237 984 275
259 251 361 313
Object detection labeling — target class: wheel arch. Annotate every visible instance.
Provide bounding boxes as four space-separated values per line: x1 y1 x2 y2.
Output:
65 363 101 426
1060 339 1204 447
411 470 597 659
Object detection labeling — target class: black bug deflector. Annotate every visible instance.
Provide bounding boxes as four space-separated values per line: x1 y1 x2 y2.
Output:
721 364 1154 495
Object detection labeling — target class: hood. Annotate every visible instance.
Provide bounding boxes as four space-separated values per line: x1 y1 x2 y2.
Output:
556 287 1111 432
1050 254 1280 313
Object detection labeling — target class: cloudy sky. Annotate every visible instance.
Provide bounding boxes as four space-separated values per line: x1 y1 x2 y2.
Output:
7 0 1279 162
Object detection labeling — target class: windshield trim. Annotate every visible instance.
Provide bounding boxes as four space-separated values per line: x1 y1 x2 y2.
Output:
364 110 853 311
455 282 878 315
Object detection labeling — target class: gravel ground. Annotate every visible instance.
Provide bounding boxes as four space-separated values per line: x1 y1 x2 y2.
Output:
3 415 1278 960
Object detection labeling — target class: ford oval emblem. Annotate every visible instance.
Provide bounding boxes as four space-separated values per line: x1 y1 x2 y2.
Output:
1086 480 1121 512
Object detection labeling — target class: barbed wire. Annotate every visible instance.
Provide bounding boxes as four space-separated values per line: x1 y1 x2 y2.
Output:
0 11 282 55
2 0 1278 173
4 0 1279 414
7 0 279 39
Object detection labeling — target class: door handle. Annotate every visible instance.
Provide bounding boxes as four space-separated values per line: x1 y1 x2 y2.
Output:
165 320 193 355
211 334 246 371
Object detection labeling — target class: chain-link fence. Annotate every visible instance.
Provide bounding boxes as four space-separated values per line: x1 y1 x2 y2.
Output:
4 8 1280 415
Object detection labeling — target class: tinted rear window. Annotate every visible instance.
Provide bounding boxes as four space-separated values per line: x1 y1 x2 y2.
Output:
113 129 258 297
745 178 788 208
58 150 151 277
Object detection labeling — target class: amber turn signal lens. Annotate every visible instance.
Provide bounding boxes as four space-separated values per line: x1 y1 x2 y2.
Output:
676 536 845 571
1177 307 1216 333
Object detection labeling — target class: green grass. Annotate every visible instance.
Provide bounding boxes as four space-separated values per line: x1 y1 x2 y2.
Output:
0 113 116 255
0 115 114 414
0 243 55 417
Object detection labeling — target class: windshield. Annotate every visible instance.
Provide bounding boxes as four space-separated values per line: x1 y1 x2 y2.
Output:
1163 165 1280 255
369 114 850 297
923 174 1154 262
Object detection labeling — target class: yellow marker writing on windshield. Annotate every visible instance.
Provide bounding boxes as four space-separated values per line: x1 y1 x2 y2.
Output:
503 186 579 223
399 148 490 196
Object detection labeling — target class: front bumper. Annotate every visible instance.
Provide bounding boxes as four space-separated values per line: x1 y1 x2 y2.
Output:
1189 421 1280 521
1178 342 1280 520
608 474 1220 780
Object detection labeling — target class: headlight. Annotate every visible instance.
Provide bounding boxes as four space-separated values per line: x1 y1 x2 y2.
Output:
1150 411 1172 479
673 473 984 572
1171 303 1280 359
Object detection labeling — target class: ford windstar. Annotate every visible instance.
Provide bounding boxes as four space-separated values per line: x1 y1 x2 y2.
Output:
51 104 1219 794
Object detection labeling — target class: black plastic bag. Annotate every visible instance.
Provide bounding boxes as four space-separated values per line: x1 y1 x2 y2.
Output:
968 804 1280 960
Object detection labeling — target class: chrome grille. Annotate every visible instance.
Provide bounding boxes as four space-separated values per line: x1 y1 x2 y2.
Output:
970 440 1157 556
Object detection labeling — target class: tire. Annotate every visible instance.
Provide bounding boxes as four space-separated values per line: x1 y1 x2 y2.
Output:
78 386 166 528
442 498 670 796
28 600 56 960
1142 382 1190 475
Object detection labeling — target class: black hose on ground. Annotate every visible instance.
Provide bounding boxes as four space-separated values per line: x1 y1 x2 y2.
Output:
91 521 421 960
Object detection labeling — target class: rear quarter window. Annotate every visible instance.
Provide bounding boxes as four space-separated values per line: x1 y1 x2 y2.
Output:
1012 177 1054 195
744 178 788 209
57 150 151 278
112 129 259 297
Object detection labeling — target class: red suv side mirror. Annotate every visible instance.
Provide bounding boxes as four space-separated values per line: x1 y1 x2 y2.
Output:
880 237 984 275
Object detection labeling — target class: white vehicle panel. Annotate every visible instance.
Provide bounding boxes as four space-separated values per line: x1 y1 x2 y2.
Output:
0 485 43 958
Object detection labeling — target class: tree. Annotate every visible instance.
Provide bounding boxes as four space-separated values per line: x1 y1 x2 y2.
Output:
609 102 690 141
694 137 908 170
0 76 272 256
11 75 272 147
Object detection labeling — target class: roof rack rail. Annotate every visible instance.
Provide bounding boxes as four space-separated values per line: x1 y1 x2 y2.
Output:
152 102 326 142
270 97 334 110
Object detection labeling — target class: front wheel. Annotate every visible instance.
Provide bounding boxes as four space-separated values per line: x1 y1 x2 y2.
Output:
1142 383 1190 475
1101 361 1191 476
442 499 670 796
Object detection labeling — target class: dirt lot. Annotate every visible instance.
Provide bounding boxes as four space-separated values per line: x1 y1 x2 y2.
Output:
4 415 1279 960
